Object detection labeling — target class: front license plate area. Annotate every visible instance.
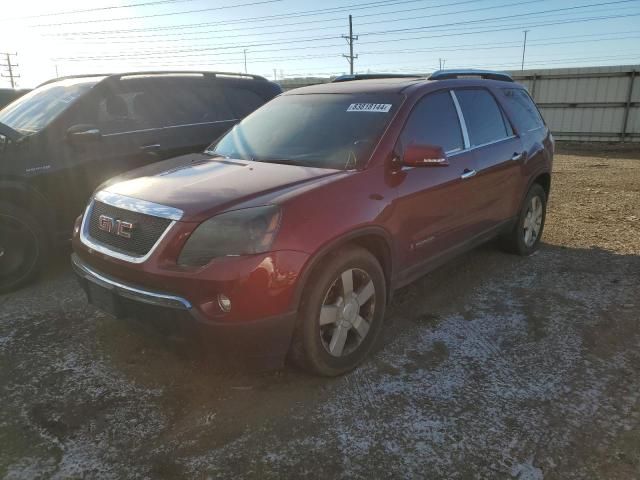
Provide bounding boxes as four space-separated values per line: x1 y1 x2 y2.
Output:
87 281 122 317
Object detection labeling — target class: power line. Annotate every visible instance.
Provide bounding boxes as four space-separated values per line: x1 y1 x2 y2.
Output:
52 5 640 61
1 0 195 21
68 33 640 68
48 0 508 41
31 0 285 27
31 0 428 28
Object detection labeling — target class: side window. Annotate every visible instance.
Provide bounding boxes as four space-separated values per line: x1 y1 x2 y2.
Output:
501 88 544 131
399 90 464 153
222 85 268 118
454 88 510 147
68 87 145 135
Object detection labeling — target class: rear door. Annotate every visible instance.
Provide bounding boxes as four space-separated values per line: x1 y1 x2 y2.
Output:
135 77 240 159
394 89 480 271
453 88 523 229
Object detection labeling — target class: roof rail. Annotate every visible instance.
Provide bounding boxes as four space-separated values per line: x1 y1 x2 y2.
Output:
114 70 268 81
332 73 424 82
37 70 268 88
428 69 514 82
37 73 111 87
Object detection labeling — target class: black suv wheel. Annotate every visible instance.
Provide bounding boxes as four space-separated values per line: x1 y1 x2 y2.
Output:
0 202 47 293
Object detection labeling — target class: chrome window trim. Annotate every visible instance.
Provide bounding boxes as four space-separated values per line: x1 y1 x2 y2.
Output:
96 190 183 221
80 192 182 264
448 135 518 157
72 254 191 310
101 118 239 138
450 90 470 149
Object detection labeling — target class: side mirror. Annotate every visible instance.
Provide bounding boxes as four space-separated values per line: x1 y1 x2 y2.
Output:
403 144 449 167
67 124 102 144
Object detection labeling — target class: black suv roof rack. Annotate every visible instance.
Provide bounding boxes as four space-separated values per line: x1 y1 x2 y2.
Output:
428 69 514 82
332 73 424 82
38 71 268 88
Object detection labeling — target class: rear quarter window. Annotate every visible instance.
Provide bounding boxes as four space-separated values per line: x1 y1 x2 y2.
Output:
501 88 544 132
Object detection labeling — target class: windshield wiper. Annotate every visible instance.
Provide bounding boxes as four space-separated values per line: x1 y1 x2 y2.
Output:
253 158 308 167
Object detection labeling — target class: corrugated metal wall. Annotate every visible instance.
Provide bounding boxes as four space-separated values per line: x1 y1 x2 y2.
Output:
509 65 639 142
278 64 640 143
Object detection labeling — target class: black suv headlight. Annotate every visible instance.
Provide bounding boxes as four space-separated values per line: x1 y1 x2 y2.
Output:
177 205 281 267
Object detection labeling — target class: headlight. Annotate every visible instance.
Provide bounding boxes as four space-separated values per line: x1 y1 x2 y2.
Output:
177 205 281 267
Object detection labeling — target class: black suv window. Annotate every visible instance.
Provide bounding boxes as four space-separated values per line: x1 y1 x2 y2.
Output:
501 88 544 131
455 89 511 147
222 86 268 118
123 79 235 128
399 90 464 153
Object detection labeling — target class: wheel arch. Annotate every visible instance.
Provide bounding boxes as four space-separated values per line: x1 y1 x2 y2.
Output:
291 226 395 312
0 180 54 232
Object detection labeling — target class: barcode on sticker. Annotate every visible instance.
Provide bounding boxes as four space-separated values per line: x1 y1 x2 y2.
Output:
347 103 392 113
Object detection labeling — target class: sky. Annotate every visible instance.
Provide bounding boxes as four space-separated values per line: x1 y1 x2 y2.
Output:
1 0 639 88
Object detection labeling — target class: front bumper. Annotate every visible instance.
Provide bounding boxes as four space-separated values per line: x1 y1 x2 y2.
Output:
71 253 300 363
72 253 191 311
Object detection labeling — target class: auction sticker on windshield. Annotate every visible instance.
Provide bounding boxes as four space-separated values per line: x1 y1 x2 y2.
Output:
347 103 392 113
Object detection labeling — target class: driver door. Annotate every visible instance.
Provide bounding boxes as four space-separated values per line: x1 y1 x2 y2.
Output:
392 89 481 273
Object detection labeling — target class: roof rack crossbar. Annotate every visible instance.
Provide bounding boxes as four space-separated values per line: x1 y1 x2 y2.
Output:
428 69 514 82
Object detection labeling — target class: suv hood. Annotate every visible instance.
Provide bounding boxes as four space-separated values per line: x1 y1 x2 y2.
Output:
103 153 344 221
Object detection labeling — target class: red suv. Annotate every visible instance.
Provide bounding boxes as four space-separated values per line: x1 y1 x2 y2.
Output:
71 70 553 376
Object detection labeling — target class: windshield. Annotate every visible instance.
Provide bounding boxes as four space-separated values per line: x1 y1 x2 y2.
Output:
209 93 401 170
0 77 103 134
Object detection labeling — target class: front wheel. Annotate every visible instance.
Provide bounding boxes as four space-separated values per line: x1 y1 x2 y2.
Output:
502 183 547 256
0 202 48 293
290 246 387 376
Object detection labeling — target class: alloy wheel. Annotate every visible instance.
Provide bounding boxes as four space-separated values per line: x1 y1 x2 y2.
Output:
318 268 376 357
523 195 543 247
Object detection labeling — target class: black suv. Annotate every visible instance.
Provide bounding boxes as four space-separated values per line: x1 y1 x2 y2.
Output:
0 71 281 291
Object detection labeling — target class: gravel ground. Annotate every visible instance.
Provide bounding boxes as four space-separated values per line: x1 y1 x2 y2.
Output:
1 145 639 479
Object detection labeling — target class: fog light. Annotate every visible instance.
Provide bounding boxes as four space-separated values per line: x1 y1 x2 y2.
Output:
218 294 232 312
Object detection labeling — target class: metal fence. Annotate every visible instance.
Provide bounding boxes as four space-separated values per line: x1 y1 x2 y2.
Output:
511 65 639 142
277 64 640 143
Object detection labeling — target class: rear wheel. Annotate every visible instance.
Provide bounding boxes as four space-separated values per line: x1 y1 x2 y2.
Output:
502 183 547 256
0 203 48 293
290 246 386 376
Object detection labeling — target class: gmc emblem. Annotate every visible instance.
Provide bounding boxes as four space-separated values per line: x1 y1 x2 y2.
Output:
98 215 134 239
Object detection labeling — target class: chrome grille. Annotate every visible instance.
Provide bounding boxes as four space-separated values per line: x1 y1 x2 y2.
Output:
87 200 172 257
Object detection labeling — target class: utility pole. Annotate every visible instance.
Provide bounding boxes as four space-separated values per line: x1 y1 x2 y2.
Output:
0 53 19 88
243 49 248 74
521 30 529 71
273 68 277 81
342 15 358 74
439 58 446 70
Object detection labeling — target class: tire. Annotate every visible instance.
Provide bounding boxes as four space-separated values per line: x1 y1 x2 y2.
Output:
290 245 387 376
0 202 48 293
501 183 547 256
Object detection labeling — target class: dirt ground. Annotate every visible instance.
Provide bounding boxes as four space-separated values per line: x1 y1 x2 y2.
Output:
1 145 639 479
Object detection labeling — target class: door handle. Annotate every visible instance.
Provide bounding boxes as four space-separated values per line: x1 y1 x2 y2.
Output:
460 169 477 179
140 144 161 152
511 151 525 161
